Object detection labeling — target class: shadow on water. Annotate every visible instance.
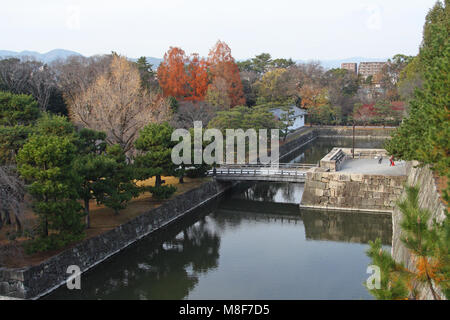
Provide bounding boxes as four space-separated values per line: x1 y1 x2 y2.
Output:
44 137 390 300
44 199 223 300
302 209 392 245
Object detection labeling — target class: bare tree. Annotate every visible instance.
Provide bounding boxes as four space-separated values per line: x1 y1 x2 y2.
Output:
0 58 31 94
172 101 219 129
0 58 56 111
26 61 56 111
0 166 25 232
52 55 113 107
69 55 171 155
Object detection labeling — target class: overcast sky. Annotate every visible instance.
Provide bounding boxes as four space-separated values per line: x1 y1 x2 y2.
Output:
1 0 439 60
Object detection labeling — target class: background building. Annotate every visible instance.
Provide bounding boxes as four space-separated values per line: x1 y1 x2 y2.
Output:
270 105 307 131
358 62 386 79
341 63 357 74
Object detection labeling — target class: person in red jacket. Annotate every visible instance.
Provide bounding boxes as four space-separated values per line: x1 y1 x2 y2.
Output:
389 155 395 166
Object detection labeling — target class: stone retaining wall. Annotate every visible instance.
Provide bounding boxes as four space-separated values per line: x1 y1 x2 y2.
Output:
392 161 447 299
0 180 234 299
313 126 395 138
301 167 406 213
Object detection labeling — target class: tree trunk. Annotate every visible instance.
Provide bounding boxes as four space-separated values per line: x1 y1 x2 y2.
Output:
155 175 162 187
43 195 48 237
15 215 22 233
43 216 48 237
4 209 11 225
84 198 90 229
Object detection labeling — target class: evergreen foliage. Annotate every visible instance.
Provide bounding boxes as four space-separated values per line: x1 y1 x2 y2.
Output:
135 122 177 191
386 0 449 200
367 185 449 300
17 133 85 252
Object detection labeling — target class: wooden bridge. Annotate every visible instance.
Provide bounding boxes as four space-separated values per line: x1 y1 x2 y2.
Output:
207 163 316 182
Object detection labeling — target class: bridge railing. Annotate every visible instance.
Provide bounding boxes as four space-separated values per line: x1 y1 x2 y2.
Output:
206 163 314 179
217 163 316 169
207 169 308 178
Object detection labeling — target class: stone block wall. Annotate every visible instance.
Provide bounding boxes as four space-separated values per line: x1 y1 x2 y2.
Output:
313 126 395 138
301 167 406 213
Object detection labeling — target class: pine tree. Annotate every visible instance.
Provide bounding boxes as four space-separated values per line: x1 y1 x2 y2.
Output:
0 91 41 164
95 144 140 215
72 128 114 228
366 185 449 300
17 133 85 251
386 0 449 201
134 122 177 198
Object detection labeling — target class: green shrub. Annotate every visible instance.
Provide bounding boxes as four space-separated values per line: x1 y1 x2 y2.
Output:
149 185 177 200
23 232 85 255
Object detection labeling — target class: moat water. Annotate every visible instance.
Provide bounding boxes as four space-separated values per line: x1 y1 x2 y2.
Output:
45 137 390 300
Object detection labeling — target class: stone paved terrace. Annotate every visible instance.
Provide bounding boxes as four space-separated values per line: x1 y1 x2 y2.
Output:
300 148 408 213
339 158 407 176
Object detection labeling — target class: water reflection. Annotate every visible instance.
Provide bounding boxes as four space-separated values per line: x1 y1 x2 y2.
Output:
302 209 392 245
44 201 221 300
45 137 390 300
45 192 391 300
233 182 303 204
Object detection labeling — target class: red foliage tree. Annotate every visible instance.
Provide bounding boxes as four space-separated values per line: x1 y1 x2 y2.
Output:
157 47 188 99
207 40 245 107
186 53 209 101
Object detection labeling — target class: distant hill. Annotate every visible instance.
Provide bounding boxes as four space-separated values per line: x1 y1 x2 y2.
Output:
0 49 164 69
145 57 163 68
0 49 83 63
0 49 385 70
128 56 163 69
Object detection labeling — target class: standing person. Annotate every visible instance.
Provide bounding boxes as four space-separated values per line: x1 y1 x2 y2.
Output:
378 156 383 164
389 155 395 166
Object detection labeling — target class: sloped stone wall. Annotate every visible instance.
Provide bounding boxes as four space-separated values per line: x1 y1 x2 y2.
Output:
392 161 447 299
301 167 406 213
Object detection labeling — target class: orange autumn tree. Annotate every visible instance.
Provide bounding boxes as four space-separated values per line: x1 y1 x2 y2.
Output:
207 40 245 107
186 53 209 101
299 84 328 110
157 47 189 99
